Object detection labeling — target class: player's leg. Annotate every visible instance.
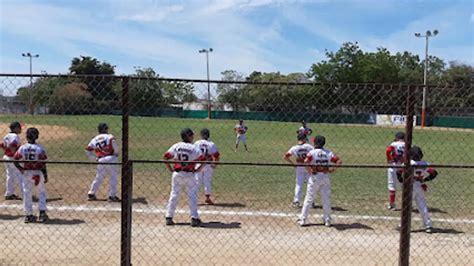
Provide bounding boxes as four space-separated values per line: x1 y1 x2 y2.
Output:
293 168 305 207
185 174 200 220
298 175 316 224
88 160 107 197
22 172 34 221
203 167 214 204
165 172 183 219
36 171 48 222
413 183 432 231
242 135 248 151
235 136 240 150
320 175 332 226
387 168 397 210
4 159 20 198
106 157 119 199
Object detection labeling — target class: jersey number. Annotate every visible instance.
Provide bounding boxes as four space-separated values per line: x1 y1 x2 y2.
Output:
177 153 190 166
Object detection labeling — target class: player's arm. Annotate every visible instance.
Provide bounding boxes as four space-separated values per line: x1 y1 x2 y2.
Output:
163 151 174 173
283 152 295 166
423 168 438 182
308 128 313 135
13 151 24 173
328 155 342 173
39 151 48 183
304 155 313 174
211 151 220 169
111 137 119 156
85 146 96 161
386 145 395 163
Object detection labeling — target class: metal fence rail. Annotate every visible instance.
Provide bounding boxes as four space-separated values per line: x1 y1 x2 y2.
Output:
0 74 472 265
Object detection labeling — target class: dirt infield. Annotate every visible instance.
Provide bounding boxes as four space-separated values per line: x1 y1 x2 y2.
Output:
1 202 472 265
0 123 77 142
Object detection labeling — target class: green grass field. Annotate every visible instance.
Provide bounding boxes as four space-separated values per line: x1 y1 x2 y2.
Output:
1 114 473 219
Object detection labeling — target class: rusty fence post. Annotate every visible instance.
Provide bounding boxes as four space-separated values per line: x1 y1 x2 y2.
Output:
120 77 132 266
398 84 416 266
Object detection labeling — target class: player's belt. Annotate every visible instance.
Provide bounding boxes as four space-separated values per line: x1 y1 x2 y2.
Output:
174 169 195 173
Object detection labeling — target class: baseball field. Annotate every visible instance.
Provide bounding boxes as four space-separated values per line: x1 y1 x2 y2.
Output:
0 114 473 264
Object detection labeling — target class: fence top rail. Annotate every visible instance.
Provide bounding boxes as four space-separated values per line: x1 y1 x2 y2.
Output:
2 73 462 87
1 160 473 168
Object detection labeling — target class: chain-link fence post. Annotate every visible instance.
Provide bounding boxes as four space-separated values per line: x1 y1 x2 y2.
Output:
120 77 132 266
398 84 416 266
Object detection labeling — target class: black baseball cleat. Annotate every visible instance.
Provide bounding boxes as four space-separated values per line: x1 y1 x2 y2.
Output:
38 211 49 223
191 218 202 227
108 196 121 202
425 227 433 234
24 215 36 223
5 194 21 200
87 194 97 201
165 217 175 226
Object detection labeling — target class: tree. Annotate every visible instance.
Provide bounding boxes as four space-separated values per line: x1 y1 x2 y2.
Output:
48 82 93 114
216 70 246 111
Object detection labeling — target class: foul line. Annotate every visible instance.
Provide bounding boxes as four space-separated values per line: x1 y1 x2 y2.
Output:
1 203 473 225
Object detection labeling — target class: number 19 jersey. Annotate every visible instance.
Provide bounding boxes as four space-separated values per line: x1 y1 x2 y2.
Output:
286 143 314 164
164 142 203 172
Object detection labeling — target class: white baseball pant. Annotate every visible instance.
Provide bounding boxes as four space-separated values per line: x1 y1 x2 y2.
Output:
236 135 247 145
197 165 214 195
22 170 47 216
3 155 23 196
88 155 118 197
413 181 432 228
166 171 199 219
293 167 310 203
299 173 331 223
387 167 399 192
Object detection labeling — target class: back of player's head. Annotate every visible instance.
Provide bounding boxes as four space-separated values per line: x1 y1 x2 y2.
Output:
181 128 194 142
314 135 326 148
9 121 21 132
297 132 307 141
26 127 39 142
200 128 210 139
410 145 424 161
395 132 405 141
98 123 109 133
239 119 243 123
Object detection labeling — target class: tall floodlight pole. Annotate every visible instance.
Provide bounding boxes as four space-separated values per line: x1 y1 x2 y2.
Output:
22 52 39 115
199 48 213 119
414 30 438 128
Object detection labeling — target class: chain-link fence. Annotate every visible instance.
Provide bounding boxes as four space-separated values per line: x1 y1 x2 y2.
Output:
0 74 472 265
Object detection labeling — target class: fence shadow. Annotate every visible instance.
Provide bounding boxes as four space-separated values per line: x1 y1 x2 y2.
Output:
0 214 23 220
201 221 242 229
132 197 148 205
198 202 246 208
312 205 348 212
411 227 464 235
44 218 86 225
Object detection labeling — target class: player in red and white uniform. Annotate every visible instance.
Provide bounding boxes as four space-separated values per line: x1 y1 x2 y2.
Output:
194 128 220 205
164 128 205 227
284 132 314 208
396 146 438 233
85 123 120 202
14 128 48 223
298 135 341 227
386 132 405 210
234 119 248 151
296 120 313 141
2 121 23 200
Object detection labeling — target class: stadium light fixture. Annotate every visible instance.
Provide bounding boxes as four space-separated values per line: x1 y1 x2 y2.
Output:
199 48 213 119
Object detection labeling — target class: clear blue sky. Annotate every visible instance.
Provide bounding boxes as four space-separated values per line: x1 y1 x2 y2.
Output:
1 0 473 79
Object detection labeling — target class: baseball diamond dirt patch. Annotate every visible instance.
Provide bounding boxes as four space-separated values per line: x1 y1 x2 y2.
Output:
0 202 472 265
0 123 77 142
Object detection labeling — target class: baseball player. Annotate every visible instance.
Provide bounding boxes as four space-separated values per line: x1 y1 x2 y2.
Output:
164 128 205 227
2 121 23 200
234 119 248 151
194 128 220 205
283 132 315 208
297 135 341 227
85 123 120 202
296 120 313 141
386 132 405 210
396 146 438 233
13 128 48 223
